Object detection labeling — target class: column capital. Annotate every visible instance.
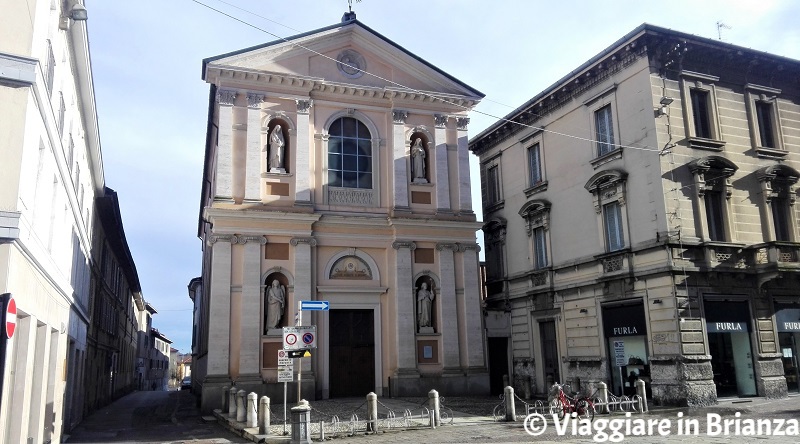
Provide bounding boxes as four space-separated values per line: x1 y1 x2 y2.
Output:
392 110 409 124
207 234 235 245
290 237 317 247
246 93 264 109
296 99 313 114
434 114 449 128
457 242 481 253
455 117 470 131
237 235 267 245
392 240 417 251
435 242 459 252
217 89 237 106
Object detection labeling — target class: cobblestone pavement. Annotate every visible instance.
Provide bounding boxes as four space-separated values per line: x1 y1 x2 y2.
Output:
65 389 248 443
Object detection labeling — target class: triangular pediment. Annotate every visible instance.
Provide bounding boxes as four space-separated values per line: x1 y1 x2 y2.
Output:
203 20 482 100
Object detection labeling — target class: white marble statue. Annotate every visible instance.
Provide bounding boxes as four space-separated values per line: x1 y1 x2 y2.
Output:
417 282 433 329
265 280 285 330
411 138 427 183
268 125 285 172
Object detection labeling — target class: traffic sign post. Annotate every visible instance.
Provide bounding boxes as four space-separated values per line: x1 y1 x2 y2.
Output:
0 293 12 420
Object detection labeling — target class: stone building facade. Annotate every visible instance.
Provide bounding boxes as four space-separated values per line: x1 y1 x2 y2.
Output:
470 24 800 406
192 12 488 412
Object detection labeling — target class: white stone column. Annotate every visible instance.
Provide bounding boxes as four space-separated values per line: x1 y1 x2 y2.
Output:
436 242 459 369
295 99 313 204
434 115 451 213
232 96 247 204
216 90 236 200
460 243 485 368
245 94 263 201
240 235 266 376
291 237 316 375
392 241 417 372
208 234 233 376
392 110 410 211
455 117 472 214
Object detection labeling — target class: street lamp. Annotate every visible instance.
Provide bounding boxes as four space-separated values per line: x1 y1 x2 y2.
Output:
59 1 88 30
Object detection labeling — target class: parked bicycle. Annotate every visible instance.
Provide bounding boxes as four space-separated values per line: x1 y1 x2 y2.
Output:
548 383 595 421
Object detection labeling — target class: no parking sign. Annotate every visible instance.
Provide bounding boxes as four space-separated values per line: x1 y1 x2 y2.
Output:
282 326 317 350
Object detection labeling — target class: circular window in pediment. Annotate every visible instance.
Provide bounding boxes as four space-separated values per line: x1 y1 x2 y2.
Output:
336 49 365 79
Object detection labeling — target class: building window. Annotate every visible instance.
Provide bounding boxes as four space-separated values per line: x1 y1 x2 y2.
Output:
44 40 55 97
689 156 737 243
755 101 775 148
757 164 799 242
604 201 624 252
705 191 725 242
533 227 548 269
690 89 712 139
327 117 372 189
519 199 551 270
745 84 785 157
487 165 501 205
57 92 66 136
595 105 615 156
772 197 791 242
483 218 507 285
528 143 542 187
680 71 724 150
585 169 628 254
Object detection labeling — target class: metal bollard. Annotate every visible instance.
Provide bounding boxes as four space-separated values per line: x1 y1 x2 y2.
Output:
504 386 516 421
290 399 312 444
366 392 378 433
236 390 246 422
428 409 436 429
319 420 325 440
598 381 610 414
228 387 238 417
259 396 270 435
247 392 258 427
635 379 648 412
428 389 440 426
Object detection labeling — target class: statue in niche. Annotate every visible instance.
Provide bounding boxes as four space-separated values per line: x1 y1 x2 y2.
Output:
268 125 286 173
265 279 286 332
411 138 428 183
417 281 434 332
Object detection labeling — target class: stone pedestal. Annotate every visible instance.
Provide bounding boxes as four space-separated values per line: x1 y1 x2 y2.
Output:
290 400 311 444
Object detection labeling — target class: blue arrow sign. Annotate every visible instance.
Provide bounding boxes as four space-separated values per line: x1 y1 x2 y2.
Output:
300 300 329 311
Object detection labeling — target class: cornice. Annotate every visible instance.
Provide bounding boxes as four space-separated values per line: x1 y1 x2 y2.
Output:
204 207 322 224
207 65 479 109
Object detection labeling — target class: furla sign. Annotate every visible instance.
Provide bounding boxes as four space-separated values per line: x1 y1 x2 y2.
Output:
706 321 749 333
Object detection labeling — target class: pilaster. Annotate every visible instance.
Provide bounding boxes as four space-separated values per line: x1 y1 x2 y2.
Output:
232 95 247 204
392 110 410 211
436 242 459 369
434 115 451 213
295 99 313 203
239 235 266 375
459 243 485 368
455 117 472 214
208 234 233 376
216 90 235 199
245 94 263 201
392 240 417 372
291 237 317 373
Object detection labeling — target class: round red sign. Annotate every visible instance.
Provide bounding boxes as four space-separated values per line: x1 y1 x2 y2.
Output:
5 296 16 339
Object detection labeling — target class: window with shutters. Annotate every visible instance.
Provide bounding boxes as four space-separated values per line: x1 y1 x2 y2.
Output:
585 169 628 253
744 84 786 158
44 39 55 97
528 143 542 187
519 199 551 270
689 156 737 243
533 227 548 269
586 88 623 168
704 191 725 242
57 92 66 136
757 164 799 243
680 71 725 150
482 157 504 212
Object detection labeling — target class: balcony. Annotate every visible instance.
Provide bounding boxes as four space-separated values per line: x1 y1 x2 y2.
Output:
701 242 747 270
750 242 800 271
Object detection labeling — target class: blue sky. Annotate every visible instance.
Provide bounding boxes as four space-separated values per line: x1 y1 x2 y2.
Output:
86 0 800 352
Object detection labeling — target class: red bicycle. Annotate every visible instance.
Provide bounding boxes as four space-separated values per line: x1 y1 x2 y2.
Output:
548 382 595 421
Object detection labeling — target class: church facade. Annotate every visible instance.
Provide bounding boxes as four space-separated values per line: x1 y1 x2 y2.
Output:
191 12 488 411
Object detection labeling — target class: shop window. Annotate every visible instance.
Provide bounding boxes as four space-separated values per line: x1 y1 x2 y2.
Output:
775 302 800 394
680 71 725 150
704 300 757 397
689 156 738 243
602 303 650 397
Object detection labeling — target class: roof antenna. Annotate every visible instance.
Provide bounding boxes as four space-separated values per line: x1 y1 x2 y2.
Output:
716 21 731 41
343 0 361 22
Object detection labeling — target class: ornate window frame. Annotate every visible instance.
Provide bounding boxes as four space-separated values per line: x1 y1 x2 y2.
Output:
585 170 629 253
522 131 548 196
320 110 381 207
757 164 800 242
585 85 623 168
482 217 507 283
680 70 725 151
744 84 786 159
481 152 504 213
688 156 738 243
519 200 551 270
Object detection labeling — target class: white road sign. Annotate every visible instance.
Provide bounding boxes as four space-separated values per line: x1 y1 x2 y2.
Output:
283 326 317 350
277 350 292 367
277 367 294 382
613 340 626 366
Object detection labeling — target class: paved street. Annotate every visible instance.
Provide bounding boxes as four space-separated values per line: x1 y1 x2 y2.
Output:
65 389 247 443
66 389 800 443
